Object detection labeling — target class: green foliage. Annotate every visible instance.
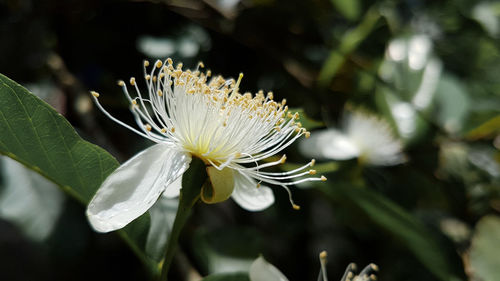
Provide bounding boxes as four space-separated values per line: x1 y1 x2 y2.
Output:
320 183 462 281
202 272 250 281
0 73 117 203
330 0 361 21
0 73 158 273
470 216 500 281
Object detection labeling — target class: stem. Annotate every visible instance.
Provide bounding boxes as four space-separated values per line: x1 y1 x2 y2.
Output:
159 157 207 281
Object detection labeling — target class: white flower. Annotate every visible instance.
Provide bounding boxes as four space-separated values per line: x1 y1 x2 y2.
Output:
87 59 326 232
249 251 378 281
300 109 406 166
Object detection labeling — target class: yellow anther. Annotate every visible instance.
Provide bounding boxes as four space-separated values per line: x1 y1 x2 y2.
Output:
206 70 212 77
171 127 175 133
156 60 162 68
161 128 167 133
144 60 150 67
280 155 287 164
157 90 163 97
232 73 243 93
347 272 354 279
293 204 301 210
310 159 316 166
176 63 183 69
267 91 274 100
281 99 287 106
294 112 299 119
305 131 311 138
309 169 317 175
256 183 261 188
130 77 136 85
287 112 293 118
321 176 327 181
166 58 173 65
132 100 137 105
117 80 125 86
198 61 204 68
296 122 302 128
159 73 165 79
153 76 157 82
370 274 377 280
319 251 327 260
90 91 99 98
145 75 151 81
145 124 152 131
370 264 379 271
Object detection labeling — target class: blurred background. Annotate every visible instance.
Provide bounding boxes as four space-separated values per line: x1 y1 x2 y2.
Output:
1 0 500 280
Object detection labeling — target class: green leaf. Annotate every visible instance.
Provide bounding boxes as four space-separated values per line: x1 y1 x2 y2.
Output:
0 73 157 273
330 0 361 21
466 114 500 140
192 227 259 274
318 7 381 88
469 215 500 281
319 184 462 281
202 272 250 281
434 74 469 134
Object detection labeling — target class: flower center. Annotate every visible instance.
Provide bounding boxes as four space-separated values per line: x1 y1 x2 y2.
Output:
138 60 301 167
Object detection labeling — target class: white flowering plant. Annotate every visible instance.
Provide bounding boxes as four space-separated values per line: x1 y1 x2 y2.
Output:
1 1 497 279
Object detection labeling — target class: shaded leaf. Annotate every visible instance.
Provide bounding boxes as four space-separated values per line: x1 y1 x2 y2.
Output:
193 227 259 274
318 7 381 87
434 74 469 134
146 196 179 261
319 184 462 281
469 215 500 281
330 0 361 21
0 73 157 273
202 272 250 281
466 114 500 140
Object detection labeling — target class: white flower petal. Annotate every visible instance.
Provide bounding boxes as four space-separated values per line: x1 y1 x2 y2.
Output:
249 256 289 281
162 175 182 198
231 171 274 211
87 143 191 232
345 111 405 166
300 129 359 160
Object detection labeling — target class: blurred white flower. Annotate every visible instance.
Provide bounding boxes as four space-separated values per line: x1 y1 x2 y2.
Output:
0 156 64 241
249 251 378 281
300 109 406 166
87 59 326 232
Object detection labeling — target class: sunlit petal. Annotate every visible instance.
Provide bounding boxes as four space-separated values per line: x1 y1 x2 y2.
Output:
162 175 182 198
87 143 191 232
